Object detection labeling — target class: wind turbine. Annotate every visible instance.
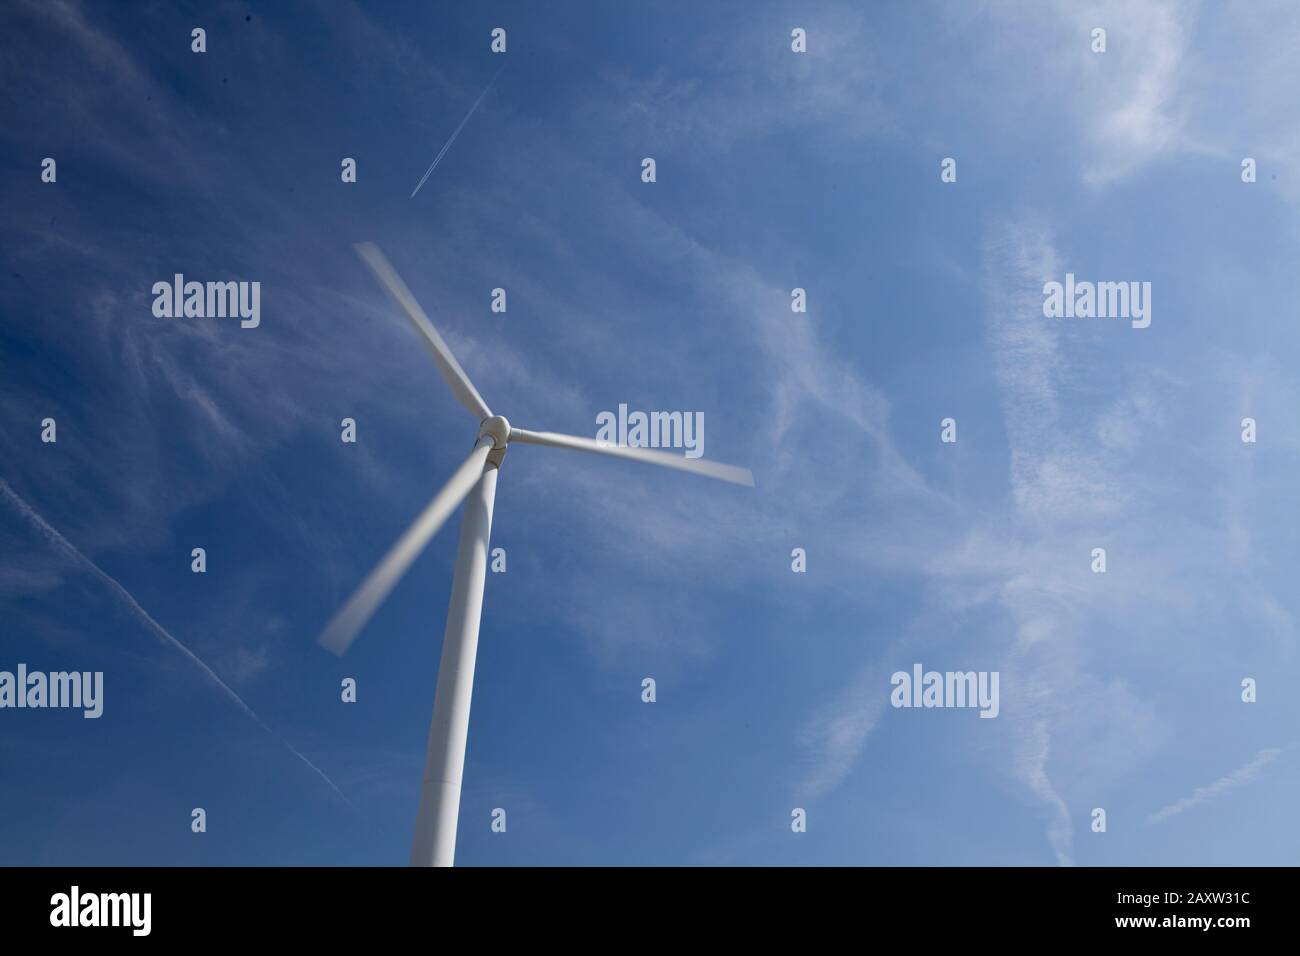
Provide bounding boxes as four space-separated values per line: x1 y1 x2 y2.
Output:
320 243 754 866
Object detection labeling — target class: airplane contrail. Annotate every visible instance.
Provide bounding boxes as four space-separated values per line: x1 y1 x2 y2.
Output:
409 68 503 199
1148 746 1286 824
0 479 351 806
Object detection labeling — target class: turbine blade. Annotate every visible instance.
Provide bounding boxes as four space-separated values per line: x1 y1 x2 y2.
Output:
318 440 494 656
509 428 755 487
354 242 492 421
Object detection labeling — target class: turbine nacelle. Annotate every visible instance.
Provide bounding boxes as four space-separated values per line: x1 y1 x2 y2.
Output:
478 415 511 467
478 415 511 447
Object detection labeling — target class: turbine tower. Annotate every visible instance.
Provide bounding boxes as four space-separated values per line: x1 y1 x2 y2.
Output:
320 243 754 866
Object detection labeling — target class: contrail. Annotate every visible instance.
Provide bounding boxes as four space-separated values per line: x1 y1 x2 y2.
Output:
409 67 503 199
1148 747 1285 824
0 479 351 806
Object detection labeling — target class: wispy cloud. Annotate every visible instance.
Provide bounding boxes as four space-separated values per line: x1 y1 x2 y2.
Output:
1149 748 1285 824
972 219 1166 865
976 221 1081 865
0 479 350 806
939 1 1196 189
1069 0 1194 186
593 5 893 153
796 664 890 801
1017 719 1074 866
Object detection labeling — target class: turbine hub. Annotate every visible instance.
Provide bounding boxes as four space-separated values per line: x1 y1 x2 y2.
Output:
479 415 511 449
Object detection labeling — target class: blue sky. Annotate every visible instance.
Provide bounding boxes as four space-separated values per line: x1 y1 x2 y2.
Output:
2 0 1298 866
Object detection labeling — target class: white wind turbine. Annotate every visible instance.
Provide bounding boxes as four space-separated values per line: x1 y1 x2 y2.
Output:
321 243 754 866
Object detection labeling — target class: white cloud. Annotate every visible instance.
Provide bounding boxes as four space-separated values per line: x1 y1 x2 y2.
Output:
1017 719 1074 866
1069 0 1194 186
795 662 890 801
593 4 893 153
1149 748 1285 824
